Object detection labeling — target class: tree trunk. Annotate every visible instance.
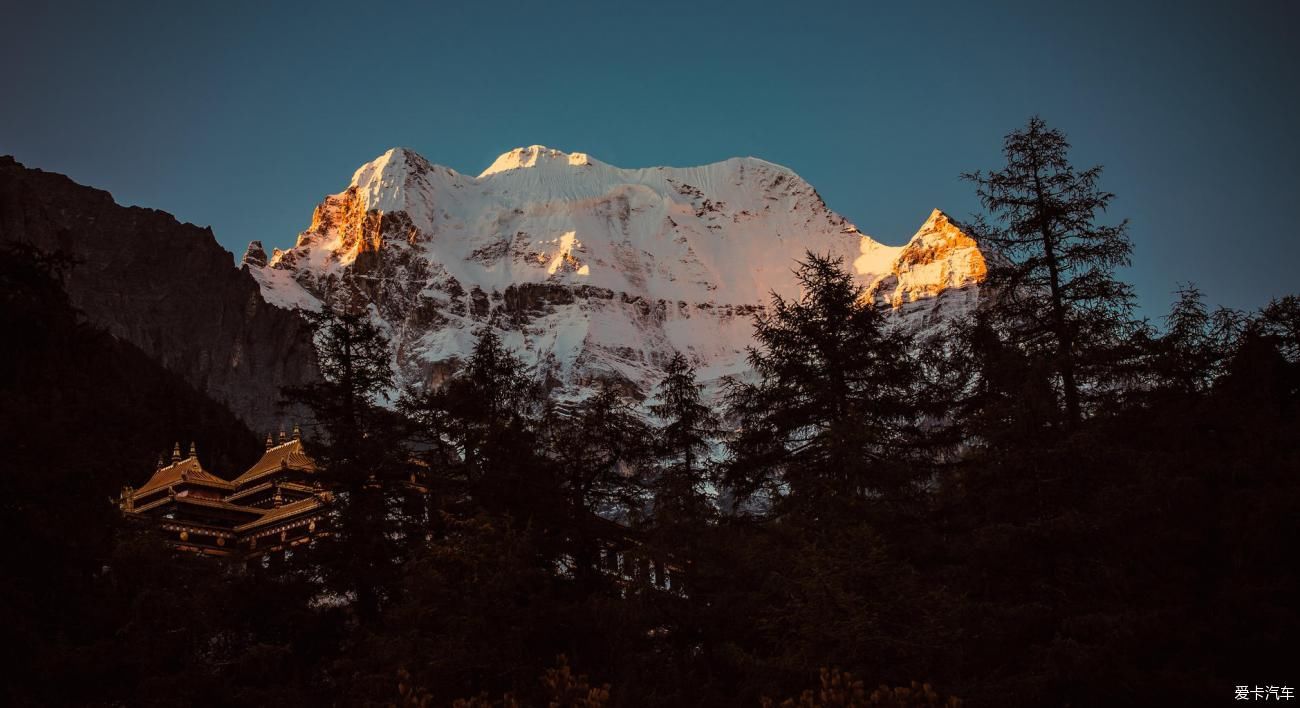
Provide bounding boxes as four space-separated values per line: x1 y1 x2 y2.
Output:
1032 157 1082 428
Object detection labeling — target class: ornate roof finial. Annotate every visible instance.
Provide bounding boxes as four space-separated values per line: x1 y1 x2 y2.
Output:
279 428 287 444
292 423 301 441
189 441 197 459
171 442 181 463
265 432 274 450
156 455 164 471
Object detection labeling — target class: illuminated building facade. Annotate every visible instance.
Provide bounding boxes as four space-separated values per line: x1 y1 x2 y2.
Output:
118 427 331 557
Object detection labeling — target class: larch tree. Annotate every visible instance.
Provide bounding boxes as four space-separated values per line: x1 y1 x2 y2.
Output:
1139 283 1251 401
963 116 1138 428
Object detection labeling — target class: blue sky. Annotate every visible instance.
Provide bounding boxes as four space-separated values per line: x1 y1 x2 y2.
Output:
3 0 1298 315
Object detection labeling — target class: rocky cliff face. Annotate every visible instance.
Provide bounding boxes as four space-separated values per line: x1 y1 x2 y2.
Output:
250 146 986 406
0 156 318 432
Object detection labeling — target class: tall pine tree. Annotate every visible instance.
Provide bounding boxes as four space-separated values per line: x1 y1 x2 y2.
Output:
724 252 926 516
283 303 401 621
402 324 547 520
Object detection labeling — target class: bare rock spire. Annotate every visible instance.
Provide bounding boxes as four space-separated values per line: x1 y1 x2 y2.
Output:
242 240 268 268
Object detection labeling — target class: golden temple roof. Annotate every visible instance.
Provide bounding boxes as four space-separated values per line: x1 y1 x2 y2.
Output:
232 439 317 487
235 494 330 532
134 455 234 498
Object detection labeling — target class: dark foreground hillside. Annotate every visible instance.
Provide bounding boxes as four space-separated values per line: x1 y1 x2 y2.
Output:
0 243 264 704
4 240 1296 707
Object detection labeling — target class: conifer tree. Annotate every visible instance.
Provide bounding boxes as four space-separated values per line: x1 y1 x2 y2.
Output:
724 252 925 515
402 324 546 519
448 326 539 484
647 351 717 531
1139 284 1248 400
545 383 650 580
1252 295 1300 366
963 116 1138 427
1216 295 1300 409
926 311 1058 454
283 303 400 621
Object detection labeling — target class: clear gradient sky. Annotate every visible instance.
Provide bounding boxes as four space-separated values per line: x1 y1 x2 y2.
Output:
3 0 1298 315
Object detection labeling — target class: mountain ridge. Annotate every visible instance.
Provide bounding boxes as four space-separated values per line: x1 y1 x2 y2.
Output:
250 146 987 403
0 155 320 432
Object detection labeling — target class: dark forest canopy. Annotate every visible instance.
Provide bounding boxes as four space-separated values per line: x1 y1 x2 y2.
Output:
1 118 1297 707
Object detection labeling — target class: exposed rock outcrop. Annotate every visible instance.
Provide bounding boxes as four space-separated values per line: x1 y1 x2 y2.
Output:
242 240 268 268
0 156 318 432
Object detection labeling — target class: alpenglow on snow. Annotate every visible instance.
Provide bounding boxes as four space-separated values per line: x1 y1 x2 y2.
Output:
247 145 988 405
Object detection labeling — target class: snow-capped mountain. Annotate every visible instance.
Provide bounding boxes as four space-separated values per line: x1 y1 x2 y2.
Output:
247 146 986 403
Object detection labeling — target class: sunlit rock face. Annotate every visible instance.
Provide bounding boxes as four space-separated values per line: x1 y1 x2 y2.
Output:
858 209 987 326
250 146 988 405
0 156 319 432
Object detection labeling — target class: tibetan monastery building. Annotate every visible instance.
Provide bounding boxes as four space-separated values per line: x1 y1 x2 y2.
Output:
118 428 332 557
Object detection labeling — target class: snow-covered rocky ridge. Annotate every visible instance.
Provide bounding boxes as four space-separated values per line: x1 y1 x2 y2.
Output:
247 146 986 404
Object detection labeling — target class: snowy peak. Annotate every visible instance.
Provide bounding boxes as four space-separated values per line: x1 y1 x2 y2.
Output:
347 147 443 214
898 209 984 281
479 145 597 178
351 147 427 188
250 147 988 406
860 209 987 310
